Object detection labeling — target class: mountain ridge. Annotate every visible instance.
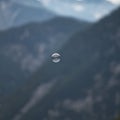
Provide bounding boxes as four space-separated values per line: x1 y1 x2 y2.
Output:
0 0 55 30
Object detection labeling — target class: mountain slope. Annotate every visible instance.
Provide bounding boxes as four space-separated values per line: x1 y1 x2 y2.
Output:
0 17 89 72
0 17 90 99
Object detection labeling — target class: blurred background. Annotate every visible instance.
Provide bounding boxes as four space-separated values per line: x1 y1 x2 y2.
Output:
0 0 120 120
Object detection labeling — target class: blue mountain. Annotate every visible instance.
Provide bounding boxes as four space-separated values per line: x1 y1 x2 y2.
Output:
0 7 119 120
0 0 54 30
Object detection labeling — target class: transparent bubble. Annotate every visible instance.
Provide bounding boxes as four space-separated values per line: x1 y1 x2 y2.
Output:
51 53 61 63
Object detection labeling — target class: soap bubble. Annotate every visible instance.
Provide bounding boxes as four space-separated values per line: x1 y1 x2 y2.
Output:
51 53 61 63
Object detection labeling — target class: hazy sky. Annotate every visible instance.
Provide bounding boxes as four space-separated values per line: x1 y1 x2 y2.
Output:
14 0 120 21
